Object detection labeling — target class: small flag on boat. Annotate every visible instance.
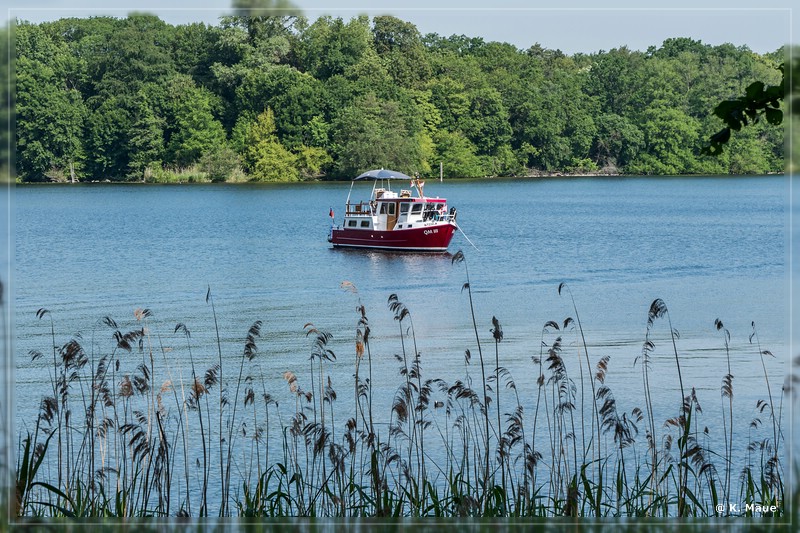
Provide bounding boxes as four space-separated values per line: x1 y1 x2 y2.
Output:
329 208 334 218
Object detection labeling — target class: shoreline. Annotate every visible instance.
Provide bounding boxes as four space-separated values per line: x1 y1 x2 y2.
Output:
12 171 788 185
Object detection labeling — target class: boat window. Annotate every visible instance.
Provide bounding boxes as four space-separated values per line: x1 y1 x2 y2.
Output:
360 220 370 228
411 203 423 214
347 220 357 227
387 203 396 215
400 203 410 214
379 203 387 214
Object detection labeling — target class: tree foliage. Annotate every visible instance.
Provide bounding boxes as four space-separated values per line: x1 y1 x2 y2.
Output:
242 108 298 181
14 14 785 182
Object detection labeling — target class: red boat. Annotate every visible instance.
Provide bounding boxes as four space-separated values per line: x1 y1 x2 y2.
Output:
328 169 458 252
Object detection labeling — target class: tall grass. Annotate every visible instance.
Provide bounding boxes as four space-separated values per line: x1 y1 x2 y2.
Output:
8 259 794 520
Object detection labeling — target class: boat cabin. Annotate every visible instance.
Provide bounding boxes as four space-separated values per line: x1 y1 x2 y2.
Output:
344 188 450 232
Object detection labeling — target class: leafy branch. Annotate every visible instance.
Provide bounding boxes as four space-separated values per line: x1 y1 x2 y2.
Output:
703 64 785 156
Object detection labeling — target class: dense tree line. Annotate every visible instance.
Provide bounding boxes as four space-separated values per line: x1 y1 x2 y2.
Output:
15 13 785 182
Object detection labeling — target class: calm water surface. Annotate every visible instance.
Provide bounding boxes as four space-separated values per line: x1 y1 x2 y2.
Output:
11 176 793 505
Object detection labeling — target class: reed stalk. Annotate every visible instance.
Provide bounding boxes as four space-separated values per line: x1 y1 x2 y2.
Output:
451 251 490 508
715 318 734 512
750 323 780 472
14 283 788 520
557 283 602 516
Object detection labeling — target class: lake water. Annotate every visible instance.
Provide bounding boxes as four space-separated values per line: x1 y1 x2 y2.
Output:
10 176 795 513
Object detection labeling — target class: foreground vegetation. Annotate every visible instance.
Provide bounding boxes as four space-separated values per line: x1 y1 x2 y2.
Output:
15 11 785 183
4 252 794 522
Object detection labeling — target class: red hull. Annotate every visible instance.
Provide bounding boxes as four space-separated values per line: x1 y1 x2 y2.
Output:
330 223 456 252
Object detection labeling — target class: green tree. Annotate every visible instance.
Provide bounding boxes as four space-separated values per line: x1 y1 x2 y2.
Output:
628 106 700 175
331 93 423 177
726 137 771 174
338 47 397 101
303 115 331 149
427 77 471 132
511 81 596 171
590 114 644 172
16 59 86 181
127 91 164 180
686 43 757 122
211 4 301 129
15 23 87 181
85 96 132 179
294 145 332 179
163 75 227 168
171 22 222 88
433 130 484 178
631 56 684 111
482 144 523 177
89 14 176 98
294 15 373 80
372 15 431 88
236 65 325 150
586 46 646 117
462 87 512 156
241 108 299 181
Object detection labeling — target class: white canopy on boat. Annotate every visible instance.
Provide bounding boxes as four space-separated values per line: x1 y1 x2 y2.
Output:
354 169 414 181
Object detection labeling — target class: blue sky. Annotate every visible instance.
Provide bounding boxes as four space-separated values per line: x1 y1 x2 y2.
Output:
4 1 794 55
